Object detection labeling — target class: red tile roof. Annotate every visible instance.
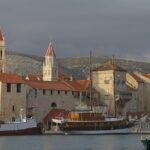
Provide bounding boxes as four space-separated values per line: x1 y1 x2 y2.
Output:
93 61 126 72
0 30 4 41
63 80 90 91
45 42 56 57
43 109 69 122
25 79 90 92
0 73 25 83
25 80 75 91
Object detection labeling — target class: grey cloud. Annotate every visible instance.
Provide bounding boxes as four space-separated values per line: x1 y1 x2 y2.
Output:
1 0 150 60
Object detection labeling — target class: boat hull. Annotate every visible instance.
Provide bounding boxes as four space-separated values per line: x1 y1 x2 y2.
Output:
0 127 41 136
141 139 150 150
63 127 132 135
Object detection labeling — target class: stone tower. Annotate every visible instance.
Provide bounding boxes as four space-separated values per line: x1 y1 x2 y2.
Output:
43 42 58 81
0 30 5 72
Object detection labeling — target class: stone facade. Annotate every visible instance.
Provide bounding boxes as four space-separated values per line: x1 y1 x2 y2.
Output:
0 73 27 122
0 30 6 73
27 87 81 123
92 62 133 116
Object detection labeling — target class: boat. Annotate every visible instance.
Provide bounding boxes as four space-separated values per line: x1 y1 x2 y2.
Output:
141 136 150 150
0 118 42 136
51 110 134 135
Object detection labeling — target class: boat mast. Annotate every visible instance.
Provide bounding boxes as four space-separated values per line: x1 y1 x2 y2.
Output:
89 51 93 111
112 55 117 117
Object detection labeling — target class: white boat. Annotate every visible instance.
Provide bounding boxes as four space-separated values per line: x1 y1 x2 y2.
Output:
0 119 41 135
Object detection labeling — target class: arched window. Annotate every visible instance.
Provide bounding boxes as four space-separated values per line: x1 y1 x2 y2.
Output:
51 102 57 108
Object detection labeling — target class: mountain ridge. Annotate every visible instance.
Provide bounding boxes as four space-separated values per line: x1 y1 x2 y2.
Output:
5 51 150 79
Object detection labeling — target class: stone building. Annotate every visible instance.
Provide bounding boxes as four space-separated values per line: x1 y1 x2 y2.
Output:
126 73 144 112
0 30 6 72
92 61 132 116
26 80 89 123
0 73 27 122
25 43 91 123
133 72 150 111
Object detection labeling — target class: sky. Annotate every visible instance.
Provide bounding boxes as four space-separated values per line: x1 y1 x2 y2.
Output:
1 0 150 60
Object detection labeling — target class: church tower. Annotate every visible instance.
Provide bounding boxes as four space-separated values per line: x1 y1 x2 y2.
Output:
0 30 5 73
43 42 58 81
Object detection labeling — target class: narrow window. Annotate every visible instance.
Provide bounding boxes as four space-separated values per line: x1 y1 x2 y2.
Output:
51 90 53 95
72 91 74 95
17 83 21 93
12 105 15 112
43 89 46 95
0 50 2 57
35 89 37 97
58 90 60 94
65 91 67 95
7 83 11 92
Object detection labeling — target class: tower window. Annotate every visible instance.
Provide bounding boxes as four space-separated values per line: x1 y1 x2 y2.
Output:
12 105 15 112
0 50 2 57
7 83 11 92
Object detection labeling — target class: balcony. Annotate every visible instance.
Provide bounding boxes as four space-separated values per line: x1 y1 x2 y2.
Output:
115 91 132 102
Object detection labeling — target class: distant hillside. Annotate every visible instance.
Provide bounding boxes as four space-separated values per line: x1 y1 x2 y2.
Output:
5 51 150 79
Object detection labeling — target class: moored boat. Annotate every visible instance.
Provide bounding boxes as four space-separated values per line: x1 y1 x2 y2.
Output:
141 136 150 150
0 118 42 136
52 111 134 135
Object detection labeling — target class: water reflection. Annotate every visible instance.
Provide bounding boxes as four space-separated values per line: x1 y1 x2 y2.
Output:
0 135 145 150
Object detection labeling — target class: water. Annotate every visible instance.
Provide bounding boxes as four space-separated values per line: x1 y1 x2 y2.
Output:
0 135 145 150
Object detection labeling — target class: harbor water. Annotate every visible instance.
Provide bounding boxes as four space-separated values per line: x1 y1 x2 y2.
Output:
0 134 146 150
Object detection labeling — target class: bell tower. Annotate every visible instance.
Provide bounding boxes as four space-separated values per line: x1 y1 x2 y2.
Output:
0 29 5 73
43 42 58 81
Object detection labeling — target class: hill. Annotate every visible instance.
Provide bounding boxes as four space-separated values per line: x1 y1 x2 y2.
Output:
5 51 150 79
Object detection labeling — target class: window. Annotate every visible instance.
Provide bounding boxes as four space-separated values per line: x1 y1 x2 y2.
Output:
0 50 2 57
51 90 53 95
17 83 21 93
7 83 11 92
51 102 57 108
43 89 46 95
72 91 74 95
12 105 15 112
58 90 60 94
104 80 110 84
65 91 67 95
35 89 37 97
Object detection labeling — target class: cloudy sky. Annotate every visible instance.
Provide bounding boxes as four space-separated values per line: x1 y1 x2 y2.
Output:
1 0 150 59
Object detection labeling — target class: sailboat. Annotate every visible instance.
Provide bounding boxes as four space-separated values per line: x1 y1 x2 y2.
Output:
52 54 134 135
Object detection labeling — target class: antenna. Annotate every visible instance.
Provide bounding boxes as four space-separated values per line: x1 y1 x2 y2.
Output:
89 51 93 111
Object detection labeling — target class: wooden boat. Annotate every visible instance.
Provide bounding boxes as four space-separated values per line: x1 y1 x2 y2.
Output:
141 136 150 150
52 111 134 135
